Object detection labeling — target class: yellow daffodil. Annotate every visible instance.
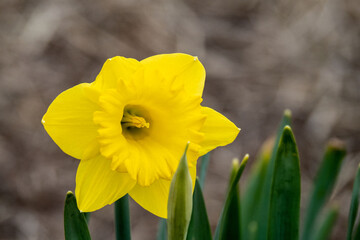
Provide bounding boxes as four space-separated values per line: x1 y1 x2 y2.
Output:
42 53 240 218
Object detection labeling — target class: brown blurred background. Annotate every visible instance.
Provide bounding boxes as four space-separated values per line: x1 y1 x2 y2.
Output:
0 0 359 239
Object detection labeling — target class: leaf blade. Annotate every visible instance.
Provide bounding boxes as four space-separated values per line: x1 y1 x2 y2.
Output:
313 205 338 240
214 154 249 240
257 110 292 240
64 191 91 240
186 178 212 240
167 143 193 240
268 126 301 240
302 139 346 240
199 153 210 189
241 139 271 239
346 164 360 240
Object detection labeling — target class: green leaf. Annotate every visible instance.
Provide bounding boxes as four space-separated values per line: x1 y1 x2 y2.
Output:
302 139 346 240
64 191 91 240
257 109 291 240
199 153 210 189
83 212 91 223
313 205 338 240
214 154 249 240
353 220 360 240
186 178 212 240
248 222 258 240
241 139 271 239
347 163 360 240
115 194 131 240
168 143 193 240
268 126 300 240
156 219 167 240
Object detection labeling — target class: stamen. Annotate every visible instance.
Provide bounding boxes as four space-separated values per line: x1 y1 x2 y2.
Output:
121 112 150 129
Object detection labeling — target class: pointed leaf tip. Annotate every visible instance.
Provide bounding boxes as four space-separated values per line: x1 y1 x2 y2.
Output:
284 109 292 118
268 125 300 240
232 158 240 169
302 139 345 240
64 192 91 240
167 143 193 240
243 154 250 163
215 154 248 240
327 138 346 152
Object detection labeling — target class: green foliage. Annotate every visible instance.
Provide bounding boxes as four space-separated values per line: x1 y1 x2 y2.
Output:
214 155 249 240
186 178 212 240
167 143 193 240
257 110 292 240
156 219 167 240
347 164 360 240
64 110 360 240
313 205 339 240
302 140 346 240
268 126 301 240
241 139 271 239
199 153 211 189
64 192 91 240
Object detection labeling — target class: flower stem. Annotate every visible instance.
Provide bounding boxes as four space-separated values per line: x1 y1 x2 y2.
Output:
115 194 131 240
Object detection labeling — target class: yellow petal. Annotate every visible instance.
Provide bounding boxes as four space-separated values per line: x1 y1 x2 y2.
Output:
199 107 240 156
42 83 100 159
75 154 136 212
92 56 140 90
129 166 196 218
141 53 206 97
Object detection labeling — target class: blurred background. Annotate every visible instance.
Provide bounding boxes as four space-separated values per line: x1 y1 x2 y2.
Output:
0 0 359 239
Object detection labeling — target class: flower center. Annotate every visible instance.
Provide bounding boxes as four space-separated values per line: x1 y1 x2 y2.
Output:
121 105 151 140
121 113 150 129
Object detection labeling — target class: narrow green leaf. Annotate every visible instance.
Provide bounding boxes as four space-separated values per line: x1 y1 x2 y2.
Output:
302 139 346 240
64 191 91 240
347 164 360 240
199 153 210 189
83 212 91 223
241 139 272 239
168 143 193 240
268 126 300 240
313 205 339 240
115 194 131 240
186 178 212 240
156 219 167 240
353 220 360 240
248 222 258 240
258 109 291 240
214 154 249 240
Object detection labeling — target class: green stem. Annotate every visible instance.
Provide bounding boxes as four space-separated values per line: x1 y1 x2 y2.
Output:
115 194 131 240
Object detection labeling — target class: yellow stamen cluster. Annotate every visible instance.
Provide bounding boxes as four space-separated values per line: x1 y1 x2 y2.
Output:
121 112 150 129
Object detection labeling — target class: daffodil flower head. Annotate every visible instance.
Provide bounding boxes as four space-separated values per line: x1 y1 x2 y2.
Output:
42 53 240 218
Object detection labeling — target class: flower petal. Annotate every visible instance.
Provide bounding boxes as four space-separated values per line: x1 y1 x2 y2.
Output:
129 166 196 218
42 83 100 159
141 53 205 97
199 107 240 156
92 56 140 90
75 154 136 212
